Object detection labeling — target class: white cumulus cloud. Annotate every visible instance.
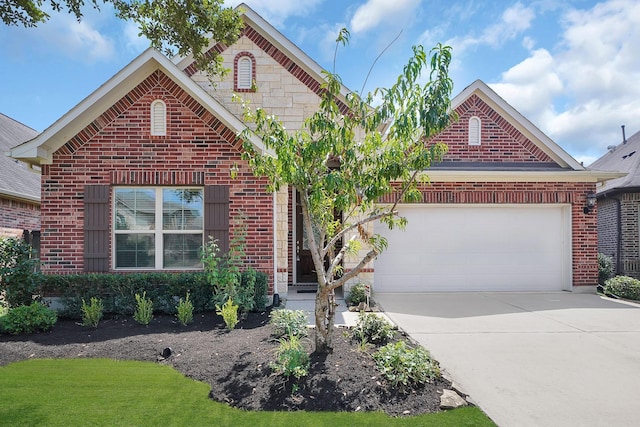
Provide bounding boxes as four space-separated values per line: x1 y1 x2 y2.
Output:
350 0 422 34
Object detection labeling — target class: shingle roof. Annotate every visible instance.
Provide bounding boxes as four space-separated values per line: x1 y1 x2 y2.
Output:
590 129 640 194
0 113 40 202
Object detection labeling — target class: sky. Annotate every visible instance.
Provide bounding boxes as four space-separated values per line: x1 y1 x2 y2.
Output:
1 0 639 166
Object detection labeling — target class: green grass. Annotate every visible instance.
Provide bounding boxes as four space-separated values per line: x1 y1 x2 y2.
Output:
0 359 495 427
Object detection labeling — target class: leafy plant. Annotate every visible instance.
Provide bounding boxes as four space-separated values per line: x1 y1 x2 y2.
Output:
216 297 239 330
270 334 310 381
270 309 308 338
346 283 368 306
0 302 57 335
373 341 440 391
81 297 103 328
133 292 154 325
598 253 614 285
0 237 39 308
604 276 640 300
176 292 194 326
352 312 395 345
252 270 269 311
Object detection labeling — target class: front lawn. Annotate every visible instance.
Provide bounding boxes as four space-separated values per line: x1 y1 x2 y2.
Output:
0 359 494 426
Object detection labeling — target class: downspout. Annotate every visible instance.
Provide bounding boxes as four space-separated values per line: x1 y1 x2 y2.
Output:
273 190 278 299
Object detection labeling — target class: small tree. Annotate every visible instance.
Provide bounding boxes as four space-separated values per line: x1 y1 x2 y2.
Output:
0 237 39 308
240 31 454 352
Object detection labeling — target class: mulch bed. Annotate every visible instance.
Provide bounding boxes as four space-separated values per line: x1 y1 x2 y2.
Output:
0 309 464 416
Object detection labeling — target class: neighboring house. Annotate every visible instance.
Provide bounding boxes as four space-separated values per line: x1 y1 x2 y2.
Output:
590 127 640 278
8 4 617 295
0 113 40 249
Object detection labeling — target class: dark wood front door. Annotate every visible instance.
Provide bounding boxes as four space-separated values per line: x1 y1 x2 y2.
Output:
296 197 317 283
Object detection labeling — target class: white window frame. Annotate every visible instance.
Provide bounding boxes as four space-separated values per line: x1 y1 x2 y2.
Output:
469 116 481 146
150 100 167 136
113 187 204 270
236 56 252 90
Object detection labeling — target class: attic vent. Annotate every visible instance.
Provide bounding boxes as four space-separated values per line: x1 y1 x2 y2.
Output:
622 151 636 159
468 116 481 145
150 100 166 136
237 56 252 90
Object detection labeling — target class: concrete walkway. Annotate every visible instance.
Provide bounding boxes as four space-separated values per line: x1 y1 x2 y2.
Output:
376 292 640 427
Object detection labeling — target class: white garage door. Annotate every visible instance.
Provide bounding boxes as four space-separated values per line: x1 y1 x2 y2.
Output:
373 205 571 292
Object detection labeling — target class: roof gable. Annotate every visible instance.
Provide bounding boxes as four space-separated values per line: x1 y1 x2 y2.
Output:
8 49 268 166
434 80 584 171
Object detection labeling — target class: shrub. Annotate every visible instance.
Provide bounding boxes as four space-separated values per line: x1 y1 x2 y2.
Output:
0 237 39 308
598 253 614 285
236 268 255 315
81 297 103 328
270 309 308 338
352 312 395 345
372 341 440 391
133 292 154 325
216 297 239 330
253 270 268 311
0 302 57 335
346 283 368 306
270 334 310 381
604 276 640 300
176 292 194 326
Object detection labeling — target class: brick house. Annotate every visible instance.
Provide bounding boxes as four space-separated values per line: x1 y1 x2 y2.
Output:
590 127 639 278
8 4 617 296
0 113 40 249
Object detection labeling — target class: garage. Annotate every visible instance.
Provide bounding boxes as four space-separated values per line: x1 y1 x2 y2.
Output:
373 204 571 292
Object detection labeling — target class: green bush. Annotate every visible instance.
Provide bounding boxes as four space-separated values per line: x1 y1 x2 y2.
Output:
372 341 440 391
236 268 255 315
81 297 103 328
270 309 308 338
252 270 268 311
133 292 154 325
346 283 368 306
0 302 57 335
604 276 640 300
598 253 614 285
216 297 238 330
0 237 39 308
39 272 212 319
176 292 194 326
352 312 395 345
270 334 310 381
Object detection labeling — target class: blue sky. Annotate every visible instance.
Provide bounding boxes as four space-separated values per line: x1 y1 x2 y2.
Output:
1 0 639 165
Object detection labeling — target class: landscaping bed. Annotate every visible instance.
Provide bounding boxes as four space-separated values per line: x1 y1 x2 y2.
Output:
0 310 462 417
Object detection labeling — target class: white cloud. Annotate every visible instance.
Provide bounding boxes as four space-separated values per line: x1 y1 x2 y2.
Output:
447 2 535 54
350 0 422 34
491 0 640 160
123 21 150 53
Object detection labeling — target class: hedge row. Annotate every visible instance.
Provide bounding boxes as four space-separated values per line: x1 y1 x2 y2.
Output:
39 271 268 319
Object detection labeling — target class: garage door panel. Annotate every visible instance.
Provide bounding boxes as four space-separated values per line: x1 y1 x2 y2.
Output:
374 205 570 292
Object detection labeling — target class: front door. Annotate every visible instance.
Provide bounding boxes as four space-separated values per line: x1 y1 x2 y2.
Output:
296 196 317 283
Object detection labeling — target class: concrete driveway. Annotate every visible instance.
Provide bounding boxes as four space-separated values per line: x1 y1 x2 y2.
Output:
376 292 640 427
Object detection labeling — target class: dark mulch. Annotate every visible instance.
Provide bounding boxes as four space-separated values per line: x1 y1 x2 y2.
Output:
0 309 462 416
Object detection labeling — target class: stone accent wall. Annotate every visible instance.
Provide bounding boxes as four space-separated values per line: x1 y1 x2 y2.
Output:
0 197 40 236
40 70 274 289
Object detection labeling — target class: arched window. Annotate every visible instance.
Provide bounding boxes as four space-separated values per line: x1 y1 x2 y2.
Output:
234 52 256 92
150 100 166 136
468 116 481 145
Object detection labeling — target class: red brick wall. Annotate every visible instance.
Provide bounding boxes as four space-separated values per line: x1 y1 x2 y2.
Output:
40 70 274 285
0 197 40 235
380 181 599 288
433 94 554 163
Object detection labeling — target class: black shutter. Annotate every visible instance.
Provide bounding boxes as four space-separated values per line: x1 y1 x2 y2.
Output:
204 185 230 255
84 185 110 272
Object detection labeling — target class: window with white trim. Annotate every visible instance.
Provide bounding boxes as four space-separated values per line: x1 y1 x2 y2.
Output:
236 56 252 90
114 188 203 269
469 116 481 145
150 100 166 136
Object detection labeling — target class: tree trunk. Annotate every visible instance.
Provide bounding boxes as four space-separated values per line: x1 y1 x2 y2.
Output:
314 285 336 353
